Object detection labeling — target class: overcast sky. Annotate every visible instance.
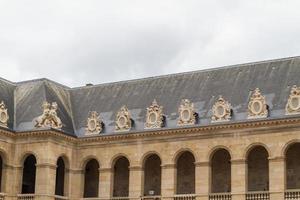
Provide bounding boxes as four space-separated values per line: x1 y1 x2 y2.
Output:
1 1 300 87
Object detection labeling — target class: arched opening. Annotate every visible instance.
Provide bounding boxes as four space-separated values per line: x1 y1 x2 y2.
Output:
286 143 300 189
143 154 161 196
176 151 195 194
55 157 66 196
211 149 231 193
247 146 269 191
21 154 37 194
83 159 99 198
113 156 130 197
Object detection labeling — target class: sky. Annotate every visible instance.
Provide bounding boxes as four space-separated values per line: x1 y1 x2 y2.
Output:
1 0 300 87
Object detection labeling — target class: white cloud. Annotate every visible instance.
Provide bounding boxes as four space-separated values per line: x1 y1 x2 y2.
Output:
0 0 300 86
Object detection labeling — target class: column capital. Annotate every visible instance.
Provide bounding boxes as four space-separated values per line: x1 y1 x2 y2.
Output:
129 165 143 171
231 159 246 165
35 162 57 169
268 156 285 162
195 161 210 167
99 167 112 173
161 163 175 169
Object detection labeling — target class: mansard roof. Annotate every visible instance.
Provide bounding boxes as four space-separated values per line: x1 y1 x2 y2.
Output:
1 56 300 137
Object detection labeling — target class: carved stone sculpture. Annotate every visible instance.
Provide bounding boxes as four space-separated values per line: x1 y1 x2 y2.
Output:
178 99 196 126
35 101 62 129
115 106 132 131
85 111 103 135
212 96 232 122
286 85 300 115
248 88 268 119
0 101 9 128
145 99 164 129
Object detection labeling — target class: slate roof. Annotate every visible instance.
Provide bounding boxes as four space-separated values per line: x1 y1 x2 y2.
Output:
1 56 300 137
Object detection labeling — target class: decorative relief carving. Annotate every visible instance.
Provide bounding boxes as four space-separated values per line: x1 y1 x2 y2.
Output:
115 106 132 131
0 101 9 128
145 99 164 129
85 111 103 135
35 101 62 129
211 96 232 122
177 99 197 126
248 88 268 119
286 85 300 115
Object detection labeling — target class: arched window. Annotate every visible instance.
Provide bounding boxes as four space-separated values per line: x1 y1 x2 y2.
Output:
176 151 195 194
21 154 37 194
143 154 161 196
211 149 231 193
83 159 99 198
55 157 66 196
247 146 269 191
113 156 130 197
286 143 300 189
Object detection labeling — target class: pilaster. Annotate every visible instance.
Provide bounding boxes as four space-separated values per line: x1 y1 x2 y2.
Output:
99 167 112 199
35 162 57 200
231 159 246 200
195 161 209 200
161 164 176 200
129 166 143 199
269 157 285 200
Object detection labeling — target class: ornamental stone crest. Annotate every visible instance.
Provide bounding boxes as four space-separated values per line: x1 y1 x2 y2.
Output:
115 106 132 131
145 99 164 129
177 99 196 126
0 101 9 128
35 101 62 129
85 111 103 135
248 88 268 119
286 85 300 115
211 96 232 122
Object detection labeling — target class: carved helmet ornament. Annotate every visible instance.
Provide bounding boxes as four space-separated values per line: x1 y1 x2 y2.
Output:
0 101 9 128
248 88 268 119
178 99 196 126
115 105 132 131
286 85 300 115
35 101 62 129
212 96 232 122
145 99 164 129
85 111 103 135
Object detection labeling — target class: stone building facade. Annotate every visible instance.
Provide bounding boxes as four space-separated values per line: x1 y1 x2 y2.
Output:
0 57 300 200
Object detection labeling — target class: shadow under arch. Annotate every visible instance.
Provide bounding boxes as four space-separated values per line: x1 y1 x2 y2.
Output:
244 143 271 160
172 148 197 164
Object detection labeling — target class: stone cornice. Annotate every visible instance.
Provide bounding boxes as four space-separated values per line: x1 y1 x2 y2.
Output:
1 117 300 145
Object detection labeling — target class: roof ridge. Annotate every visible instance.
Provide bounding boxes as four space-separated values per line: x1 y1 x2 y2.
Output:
70 55 300 90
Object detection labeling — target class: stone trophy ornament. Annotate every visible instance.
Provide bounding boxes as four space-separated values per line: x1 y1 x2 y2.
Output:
0 101 9 128
286 85 300 115
115 106 132 131
212 96 232 122
35 101 62 129
85 111 103 135
177 99 196 126
145 99 164 129
248 88 268 119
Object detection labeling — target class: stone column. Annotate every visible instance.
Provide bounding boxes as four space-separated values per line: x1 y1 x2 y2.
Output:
129 166 143 199
161 164 176 200
99 167 112 199
195 161 209 200
35 163 57 200
269 157 285 200
231 159 246 200
2 164 22 200
68 168 84 200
